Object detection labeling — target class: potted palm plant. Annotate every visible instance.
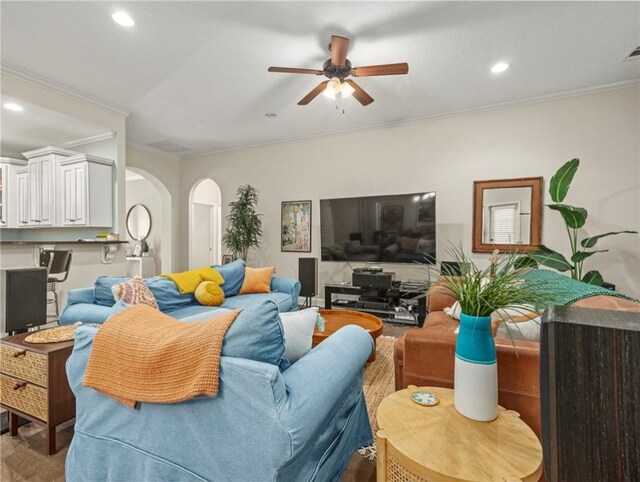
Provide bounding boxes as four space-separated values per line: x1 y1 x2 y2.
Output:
223 185 263 261
440 248 555 421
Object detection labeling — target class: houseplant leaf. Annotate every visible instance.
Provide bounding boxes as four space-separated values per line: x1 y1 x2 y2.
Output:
580 230 638 248
549 158 579 203
547 204 587 229
514 256 538 269
581 270 604 286
571 250 608 263
528 246 573 272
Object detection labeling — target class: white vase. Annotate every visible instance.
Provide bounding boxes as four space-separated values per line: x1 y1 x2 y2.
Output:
454 313 498 421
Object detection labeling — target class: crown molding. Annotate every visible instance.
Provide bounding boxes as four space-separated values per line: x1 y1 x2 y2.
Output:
181 78 640 160
126 142 181 161
62 130 116 148
1 63 130 118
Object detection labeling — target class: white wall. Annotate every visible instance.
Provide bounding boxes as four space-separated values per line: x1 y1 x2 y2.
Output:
126 177 163 274
180 86 640 299
125 145 181 272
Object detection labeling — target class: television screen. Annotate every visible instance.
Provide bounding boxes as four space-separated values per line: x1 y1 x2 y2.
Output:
320 192 436 264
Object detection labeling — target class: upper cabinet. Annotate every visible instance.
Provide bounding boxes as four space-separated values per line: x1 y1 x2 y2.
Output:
0 157 29 228
22 147 78 227
59 154 113 227
0 147 114 229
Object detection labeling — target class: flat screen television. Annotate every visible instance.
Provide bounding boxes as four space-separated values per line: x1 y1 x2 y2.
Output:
320 192 436 264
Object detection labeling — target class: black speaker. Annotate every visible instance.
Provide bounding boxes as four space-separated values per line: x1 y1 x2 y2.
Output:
440 261 462 276
298 258 318 298
0 267 48 334
541 305 640 481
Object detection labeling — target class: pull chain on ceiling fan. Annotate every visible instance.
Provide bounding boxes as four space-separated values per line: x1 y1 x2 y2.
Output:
268 35 409 107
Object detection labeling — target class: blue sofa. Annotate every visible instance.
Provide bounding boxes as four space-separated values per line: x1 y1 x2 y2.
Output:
65 299 374 481
60 260 301 325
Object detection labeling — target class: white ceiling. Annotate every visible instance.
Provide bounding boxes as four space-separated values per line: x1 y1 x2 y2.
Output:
0 96 109 156
2 1 639 157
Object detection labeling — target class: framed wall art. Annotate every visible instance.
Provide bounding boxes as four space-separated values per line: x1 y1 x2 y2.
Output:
281 200 312 252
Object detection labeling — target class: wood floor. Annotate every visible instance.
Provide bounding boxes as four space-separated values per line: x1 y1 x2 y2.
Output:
1 322 408 482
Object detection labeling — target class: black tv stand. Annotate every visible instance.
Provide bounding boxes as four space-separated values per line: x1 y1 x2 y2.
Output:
324 281 428 326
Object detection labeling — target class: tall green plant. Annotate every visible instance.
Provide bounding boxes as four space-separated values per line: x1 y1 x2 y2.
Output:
223 185 263 260
442 247 556 317
526 159 637 286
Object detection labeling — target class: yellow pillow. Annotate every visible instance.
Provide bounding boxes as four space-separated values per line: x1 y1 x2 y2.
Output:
239 267 275 294
193 267 225 286
194 281 225 306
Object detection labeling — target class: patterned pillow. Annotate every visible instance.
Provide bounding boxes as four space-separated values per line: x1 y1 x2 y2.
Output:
111 276 159 309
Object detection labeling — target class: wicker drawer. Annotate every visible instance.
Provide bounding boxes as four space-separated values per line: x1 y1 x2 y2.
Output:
0 374 48 422
0 344 48 387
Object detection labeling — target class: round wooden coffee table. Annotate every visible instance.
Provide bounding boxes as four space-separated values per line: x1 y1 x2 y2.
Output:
376 386 543 482
314 309 383 362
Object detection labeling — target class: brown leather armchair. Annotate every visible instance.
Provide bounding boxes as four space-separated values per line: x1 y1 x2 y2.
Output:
394 284 640 439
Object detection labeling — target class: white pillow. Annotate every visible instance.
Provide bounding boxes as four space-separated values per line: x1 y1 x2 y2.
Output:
280 307 319 363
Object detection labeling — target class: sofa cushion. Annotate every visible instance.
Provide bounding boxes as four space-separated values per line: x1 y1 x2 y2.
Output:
95 276 130 306
182 300 287 368
166 304 230 321
194 281 225 306
221 292 293 312
212 259 245 297
145 277 195 312
239 267 274 295
111 277 159 309
280 307 319 363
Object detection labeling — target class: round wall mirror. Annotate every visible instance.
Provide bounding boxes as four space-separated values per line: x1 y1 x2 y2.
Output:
126 204 152 241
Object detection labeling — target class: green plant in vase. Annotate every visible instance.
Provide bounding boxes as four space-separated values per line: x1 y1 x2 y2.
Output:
526 159 637 286
223 185 263 261
440 247 556 421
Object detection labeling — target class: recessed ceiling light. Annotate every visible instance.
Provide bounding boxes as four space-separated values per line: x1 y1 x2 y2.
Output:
112 11 135 27
265 112 278 118
3 102 24 112
491 62 510 74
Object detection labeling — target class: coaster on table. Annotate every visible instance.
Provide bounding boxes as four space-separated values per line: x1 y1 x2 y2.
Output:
411 390 439 407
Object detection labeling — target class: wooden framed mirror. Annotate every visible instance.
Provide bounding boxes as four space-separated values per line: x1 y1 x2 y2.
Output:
472 177 543 253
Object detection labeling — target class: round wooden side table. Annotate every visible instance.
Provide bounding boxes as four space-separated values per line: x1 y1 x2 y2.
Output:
376 386 543 482
313 309 383 362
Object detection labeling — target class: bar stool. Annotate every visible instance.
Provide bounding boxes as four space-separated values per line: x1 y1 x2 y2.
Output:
39 249 73 322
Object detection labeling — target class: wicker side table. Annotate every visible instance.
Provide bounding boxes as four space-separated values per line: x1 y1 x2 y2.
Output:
376 386 543 482
0 332 75 455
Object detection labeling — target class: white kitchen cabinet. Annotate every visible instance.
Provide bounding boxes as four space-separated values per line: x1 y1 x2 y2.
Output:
22 147 77 227
0 157 29 228
15 168 30 227
58 154 113 227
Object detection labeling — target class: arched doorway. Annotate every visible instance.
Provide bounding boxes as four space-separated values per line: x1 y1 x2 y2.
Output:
188 178 222 268
125 168 173 274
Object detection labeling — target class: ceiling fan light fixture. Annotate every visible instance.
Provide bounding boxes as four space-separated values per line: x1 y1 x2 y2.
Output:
340 82 355 98
323 78 342 99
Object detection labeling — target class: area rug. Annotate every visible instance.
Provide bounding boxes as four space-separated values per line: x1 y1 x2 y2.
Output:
358 335 397 460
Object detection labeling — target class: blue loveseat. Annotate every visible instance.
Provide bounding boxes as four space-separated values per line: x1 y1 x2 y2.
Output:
65 297 374 480
60 259 301 325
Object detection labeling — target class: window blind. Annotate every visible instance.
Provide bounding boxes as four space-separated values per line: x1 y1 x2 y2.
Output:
489 203 518 243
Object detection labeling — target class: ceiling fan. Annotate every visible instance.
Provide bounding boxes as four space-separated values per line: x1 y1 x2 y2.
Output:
268 35 409 106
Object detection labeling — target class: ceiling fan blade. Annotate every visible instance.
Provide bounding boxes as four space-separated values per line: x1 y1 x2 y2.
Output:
268 67 323 75
330 35 349 67
344 80 374 106
298 81 329 105
351 63 409 77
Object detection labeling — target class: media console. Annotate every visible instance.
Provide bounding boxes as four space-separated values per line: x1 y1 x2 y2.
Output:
324 281 428 326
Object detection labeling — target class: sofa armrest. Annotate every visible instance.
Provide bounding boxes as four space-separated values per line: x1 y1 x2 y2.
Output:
428 284 457 312
67 287 97 305
278 325 373 452
271 276 301 310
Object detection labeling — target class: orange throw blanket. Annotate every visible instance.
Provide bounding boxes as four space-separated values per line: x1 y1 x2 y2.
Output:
83 304 240 408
